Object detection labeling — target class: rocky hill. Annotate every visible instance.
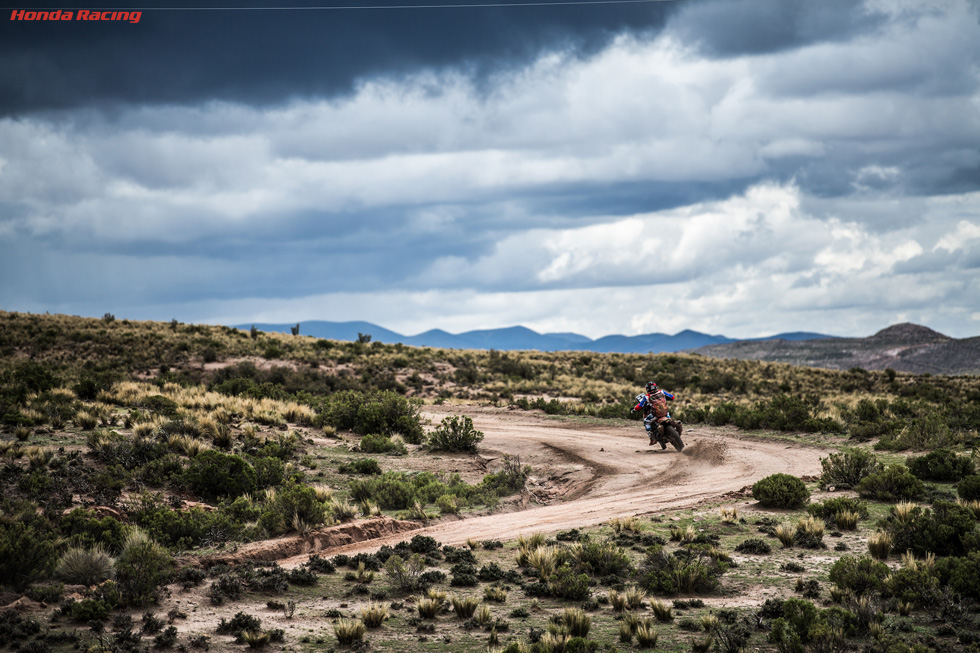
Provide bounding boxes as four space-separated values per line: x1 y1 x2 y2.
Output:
692 323 980 375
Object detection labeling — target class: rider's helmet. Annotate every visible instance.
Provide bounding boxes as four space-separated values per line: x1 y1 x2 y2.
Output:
646 381 658 394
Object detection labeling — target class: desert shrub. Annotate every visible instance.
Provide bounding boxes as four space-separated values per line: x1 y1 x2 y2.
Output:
359 433 407 455
383 554 428 593
0 609 42 648
570 537 633 577
155 625 179 648
768 598 820 653
450 563 478 587
426 415 484 453
481 455 531 495
933 551 980 601
60 508 127 553
115 533 174 607
907 449 974 482
806 497 869 521
333 618 366 645
207 574 245 605
217 612 262 638
885 500 977 557
828 556 889 597
56 546 115 586
338 458 382 475
259 481 326 535
793 516 825 549
752 473 810 509
639 547 725 596
548 564 592 600
857 465 924 502
63 597 112 623
284 567 317 587
0 503 59 590
25 584 63 604
818 449 882 490
317 390 424 443
867 531 891 560
451 595 480 620
248 456 284 489
958 475 980 501
722 394 842 433
885 562 939 606
305 554 336 574
713 617 752 653
768 599 849 653
443 546 476 565
876 411 961 451
734 538 772 555
128 494 241 550
184 450 257 501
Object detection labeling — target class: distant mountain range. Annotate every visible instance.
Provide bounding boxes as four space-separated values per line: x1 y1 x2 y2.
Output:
692 323 980 375
235 320 834 354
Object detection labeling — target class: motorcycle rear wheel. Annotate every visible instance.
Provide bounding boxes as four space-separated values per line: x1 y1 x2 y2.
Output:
663 424 684 451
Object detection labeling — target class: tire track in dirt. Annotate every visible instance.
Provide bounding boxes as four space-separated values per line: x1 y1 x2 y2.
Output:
275 405 826 564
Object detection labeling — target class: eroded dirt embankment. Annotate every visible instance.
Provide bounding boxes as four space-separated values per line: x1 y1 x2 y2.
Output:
223 405 825 566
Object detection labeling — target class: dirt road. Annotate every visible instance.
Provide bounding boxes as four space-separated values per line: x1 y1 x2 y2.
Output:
265 405 827 563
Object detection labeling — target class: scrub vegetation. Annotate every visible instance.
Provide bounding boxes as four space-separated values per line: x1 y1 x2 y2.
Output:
1 311 979 652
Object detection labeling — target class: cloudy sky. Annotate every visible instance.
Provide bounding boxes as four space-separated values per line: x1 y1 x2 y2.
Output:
2 0 979 339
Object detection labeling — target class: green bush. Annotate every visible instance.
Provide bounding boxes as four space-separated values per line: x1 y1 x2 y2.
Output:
129 494 242 550
60 508 127 553
933 551 980 601
806 497 869 521
752 474 810 509
827 556 889 597
907 449 974 482
426 415 484 453
548 564 592 600
885 562 939 606
958 475 980 501
0 503 59 590
769 600 853 653
249 456 285 489
885 501 977 557
259 481 326 535
360 433 407 455
115 534 174 607
768 598 821 653
734 539 772 555
184 450 257 501
339 458 382 475
640 547 725 595
818 449 882 490
383 554 428 593
63 597 112 623
856 465 924 502
481 456 531 495
875 411 961 451
571 537 632 577
317 390 424 443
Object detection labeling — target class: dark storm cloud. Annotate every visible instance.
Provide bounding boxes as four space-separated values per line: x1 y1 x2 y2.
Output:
0 0 676 115
668 0 887 57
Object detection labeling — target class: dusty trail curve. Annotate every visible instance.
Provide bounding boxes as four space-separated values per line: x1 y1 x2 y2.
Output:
274 405 827 563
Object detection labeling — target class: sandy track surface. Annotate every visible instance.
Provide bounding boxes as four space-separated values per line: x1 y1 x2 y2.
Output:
271 405 826 564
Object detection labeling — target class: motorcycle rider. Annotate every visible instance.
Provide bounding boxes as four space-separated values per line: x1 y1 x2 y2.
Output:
631 382 675 447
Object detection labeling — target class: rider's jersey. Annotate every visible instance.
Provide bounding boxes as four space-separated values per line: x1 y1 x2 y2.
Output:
633 390 674 418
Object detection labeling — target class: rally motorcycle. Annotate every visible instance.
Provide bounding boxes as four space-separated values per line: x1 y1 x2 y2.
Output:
633 393 685 451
